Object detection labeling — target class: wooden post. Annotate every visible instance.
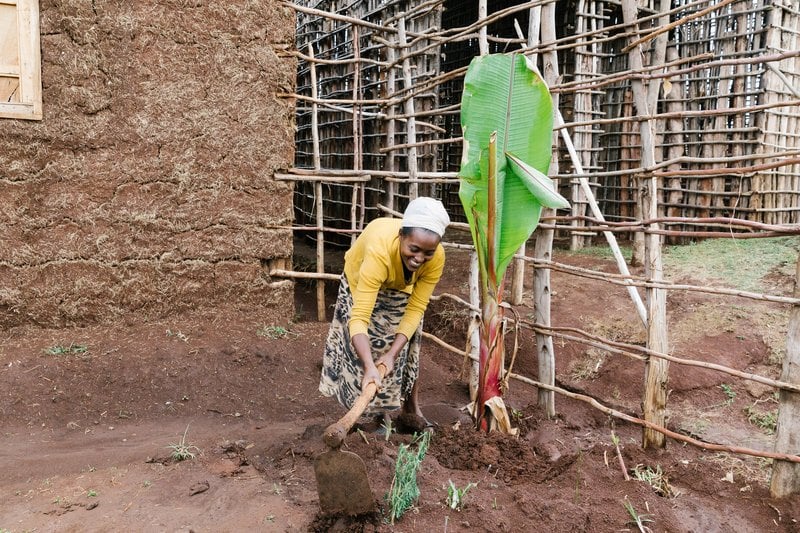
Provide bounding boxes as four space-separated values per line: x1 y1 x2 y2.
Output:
508 15 525 306
569 0 591 251
622 0 669 449
771 254 800 498
351 27 363 245
468 252 481 403
309 44 327 322
478 0 489 56
386 43 397 213
534 0 559 418
398 17 418 200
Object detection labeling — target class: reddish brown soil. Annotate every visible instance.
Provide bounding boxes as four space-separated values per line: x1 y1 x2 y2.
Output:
2 244 799 532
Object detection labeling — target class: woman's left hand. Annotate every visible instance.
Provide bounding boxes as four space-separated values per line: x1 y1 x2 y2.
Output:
376 353 395 376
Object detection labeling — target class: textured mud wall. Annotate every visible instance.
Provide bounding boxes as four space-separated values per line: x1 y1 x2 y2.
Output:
0 0 296 327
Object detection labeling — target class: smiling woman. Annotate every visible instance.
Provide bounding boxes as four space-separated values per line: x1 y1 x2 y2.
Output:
318 197 450 428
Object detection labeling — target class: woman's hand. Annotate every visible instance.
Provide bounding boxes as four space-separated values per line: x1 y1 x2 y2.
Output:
362 362 383 390
362 357 392 391
376 353 395 376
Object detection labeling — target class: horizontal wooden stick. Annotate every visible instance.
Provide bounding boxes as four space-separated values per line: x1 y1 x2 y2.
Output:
274 173 371 183
654 158 800 177
269 269 340 281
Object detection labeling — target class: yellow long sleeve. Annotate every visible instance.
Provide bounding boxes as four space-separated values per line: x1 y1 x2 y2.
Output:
343 218 445 339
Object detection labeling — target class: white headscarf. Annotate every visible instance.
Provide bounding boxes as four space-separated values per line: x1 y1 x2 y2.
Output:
401 197 450 238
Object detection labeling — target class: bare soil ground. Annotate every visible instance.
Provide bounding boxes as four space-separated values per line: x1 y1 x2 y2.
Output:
2 243 799 532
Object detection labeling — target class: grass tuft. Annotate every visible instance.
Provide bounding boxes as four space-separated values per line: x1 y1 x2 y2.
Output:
386 431 431 524
632 464 674 497
256 325 299 339
446 479 477 510
744 402 778 435
44 343 88 356
167 424 200 461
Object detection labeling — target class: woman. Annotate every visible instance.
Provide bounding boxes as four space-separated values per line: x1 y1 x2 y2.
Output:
318 197 450 427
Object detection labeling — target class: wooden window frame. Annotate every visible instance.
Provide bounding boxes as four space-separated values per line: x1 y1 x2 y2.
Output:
1 0 42 120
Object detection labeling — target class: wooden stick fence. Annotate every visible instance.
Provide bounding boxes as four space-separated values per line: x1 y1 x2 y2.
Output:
422 327 800 464
287 0 800 495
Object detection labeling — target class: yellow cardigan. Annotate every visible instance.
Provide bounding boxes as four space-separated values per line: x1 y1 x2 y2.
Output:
344 218 445 340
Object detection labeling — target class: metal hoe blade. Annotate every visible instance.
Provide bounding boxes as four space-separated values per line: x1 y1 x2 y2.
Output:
314 448 376 515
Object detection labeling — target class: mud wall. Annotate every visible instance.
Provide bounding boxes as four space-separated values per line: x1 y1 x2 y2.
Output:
0 0 296 328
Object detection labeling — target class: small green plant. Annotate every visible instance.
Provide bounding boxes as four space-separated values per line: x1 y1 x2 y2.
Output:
143 480 152 488
87 489 97 497
623 497 654 533
446 479 477 510
744 404 778 434
44 343 88 356
381 417 394 441
256 325 298 339
719 384 736 406
386 431 431 524
632 464 673 497
167 424 200 461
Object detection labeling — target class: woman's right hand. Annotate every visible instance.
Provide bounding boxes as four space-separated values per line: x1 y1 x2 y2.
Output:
362 362 383 391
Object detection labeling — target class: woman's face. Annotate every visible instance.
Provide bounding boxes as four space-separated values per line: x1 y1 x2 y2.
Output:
398 228 440 272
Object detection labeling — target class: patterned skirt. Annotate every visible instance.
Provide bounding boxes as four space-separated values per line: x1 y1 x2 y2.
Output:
318 275 421 413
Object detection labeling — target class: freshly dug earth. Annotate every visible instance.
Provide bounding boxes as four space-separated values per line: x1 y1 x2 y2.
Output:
1 246 799 532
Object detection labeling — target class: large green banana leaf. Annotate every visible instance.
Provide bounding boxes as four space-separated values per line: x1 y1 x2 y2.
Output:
459 53 569 282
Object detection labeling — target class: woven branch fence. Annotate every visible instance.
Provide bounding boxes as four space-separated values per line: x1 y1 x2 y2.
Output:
280 0 800 496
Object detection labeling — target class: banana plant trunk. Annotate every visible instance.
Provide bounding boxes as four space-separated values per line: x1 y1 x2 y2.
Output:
477 279 504 430
459 53 569 432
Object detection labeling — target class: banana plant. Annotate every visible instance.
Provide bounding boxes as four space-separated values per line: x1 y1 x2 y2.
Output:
458 53 569 432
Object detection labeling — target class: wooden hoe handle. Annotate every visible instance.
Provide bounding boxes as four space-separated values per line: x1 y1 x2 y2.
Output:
323 363 387 449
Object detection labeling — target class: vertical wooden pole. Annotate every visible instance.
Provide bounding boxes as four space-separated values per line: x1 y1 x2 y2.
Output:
771 254 800 498
309 44 327 322
351 27 363 245
663 46 686 242
353 26 366 231
570 0 590 251
478 0 489 56
386 44 397 213
469 252 481 403
508 16 526 306
622 0 669 449
398 17 418 200
534 0 559 417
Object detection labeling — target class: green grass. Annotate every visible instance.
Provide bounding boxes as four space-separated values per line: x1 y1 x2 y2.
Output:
563 237 798 293
44 343 88 356
719 384 737 406
744 404 778 435
632 464 674 497
386 431 431 524
623 496 654 532
256 325 299 339
661 237 798 292
446 479 477 510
